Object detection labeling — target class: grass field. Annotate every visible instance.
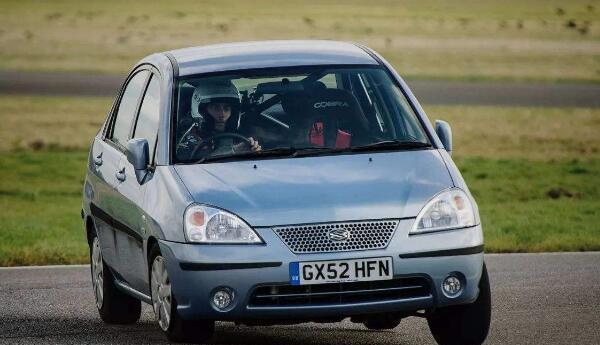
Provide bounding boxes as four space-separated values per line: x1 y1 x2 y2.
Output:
0 96 599 265
0 0 599 82
0 151 88 266
427 106 600 160
0 96 110 152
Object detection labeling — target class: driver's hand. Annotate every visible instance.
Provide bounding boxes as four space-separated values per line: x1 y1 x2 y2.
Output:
248 137 262 152
232 137 262 153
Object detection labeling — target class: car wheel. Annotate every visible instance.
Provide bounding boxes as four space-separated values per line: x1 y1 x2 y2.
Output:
149 246 214 344
363 316 401 330
427 263 491 345
90 234 141 324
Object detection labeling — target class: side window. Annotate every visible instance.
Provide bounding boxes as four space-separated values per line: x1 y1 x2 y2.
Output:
110 70 150 147
133 74 161 161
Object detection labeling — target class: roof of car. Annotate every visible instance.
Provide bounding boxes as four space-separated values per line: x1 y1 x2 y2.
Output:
164 40 379 76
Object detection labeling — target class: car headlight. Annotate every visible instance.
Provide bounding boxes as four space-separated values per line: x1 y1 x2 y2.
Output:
411 188 476 234
184 205 263 244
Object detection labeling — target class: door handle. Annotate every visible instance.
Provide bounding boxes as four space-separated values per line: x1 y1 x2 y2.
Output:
115 167 126 182
94 152 103 166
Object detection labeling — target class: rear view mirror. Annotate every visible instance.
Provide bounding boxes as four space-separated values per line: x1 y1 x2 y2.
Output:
126 138 149 183
435 120 452 155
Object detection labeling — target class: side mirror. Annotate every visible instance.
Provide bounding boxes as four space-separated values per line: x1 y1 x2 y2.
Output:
126 138 149 171
435 120 452 155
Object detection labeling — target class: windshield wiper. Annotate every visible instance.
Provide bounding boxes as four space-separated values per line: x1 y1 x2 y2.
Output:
351 140 432 152
192 141 430 163
194 147 297 164
291 146 342 156
194 146 338 164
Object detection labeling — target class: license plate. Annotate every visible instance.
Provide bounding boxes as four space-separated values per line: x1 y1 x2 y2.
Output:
289 257 393 285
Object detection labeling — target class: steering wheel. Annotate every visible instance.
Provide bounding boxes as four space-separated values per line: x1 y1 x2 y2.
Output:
191 132 253 157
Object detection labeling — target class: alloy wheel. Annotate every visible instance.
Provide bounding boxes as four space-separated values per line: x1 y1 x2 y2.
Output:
151 256 172 331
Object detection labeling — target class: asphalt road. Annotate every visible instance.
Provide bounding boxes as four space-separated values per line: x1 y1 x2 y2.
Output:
1 71 599 107
1 252 599 345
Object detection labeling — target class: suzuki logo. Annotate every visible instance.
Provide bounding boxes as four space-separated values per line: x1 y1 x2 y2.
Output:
328 228 351 241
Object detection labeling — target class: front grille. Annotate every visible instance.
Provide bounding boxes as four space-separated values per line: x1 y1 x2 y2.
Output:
249 277 431 307
273 220 399 254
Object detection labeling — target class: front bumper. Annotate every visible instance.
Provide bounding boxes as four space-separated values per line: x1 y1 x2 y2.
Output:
159 220 484 321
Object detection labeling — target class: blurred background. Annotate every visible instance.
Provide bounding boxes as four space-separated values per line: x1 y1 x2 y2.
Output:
0 0 598 266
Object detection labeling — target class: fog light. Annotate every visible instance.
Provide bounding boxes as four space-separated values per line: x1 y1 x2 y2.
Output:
442 275 463 298
212 288 234 310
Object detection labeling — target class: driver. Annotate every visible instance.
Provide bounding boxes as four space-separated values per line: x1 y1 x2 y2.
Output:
177 79 261 158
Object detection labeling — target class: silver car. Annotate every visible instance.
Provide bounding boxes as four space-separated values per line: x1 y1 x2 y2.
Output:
82 40 490 344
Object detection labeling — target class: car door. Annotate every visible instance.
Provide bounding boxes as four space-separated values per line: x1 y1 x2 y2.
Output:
93 69 150 275
89 136 124 268
112 72 161 293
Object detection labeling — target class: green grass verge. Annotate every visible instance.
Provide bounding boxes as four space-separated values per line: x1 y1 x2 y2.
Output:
458 157 600 252
1 151 598 266
0 0 599 82
0 151 88 266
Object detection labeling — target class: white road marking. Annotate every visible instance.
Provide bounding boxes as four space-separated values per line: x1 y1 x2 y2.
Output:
0 264 90 270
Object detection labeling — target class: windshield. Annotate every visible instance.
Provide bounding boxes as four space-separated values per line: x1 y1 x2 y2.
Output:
173 66 430 163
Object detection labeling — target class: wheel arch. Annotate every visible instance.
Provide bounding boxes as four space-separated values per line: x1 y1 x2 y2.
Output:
85 215 96 246
146 236 161 267
146 236 161 283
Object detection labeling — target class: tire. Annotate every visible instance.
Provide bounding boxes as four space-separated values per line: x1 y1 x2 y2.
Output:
149 245 215 344
90 233 141 324
363 316 402 330
427 263 491 345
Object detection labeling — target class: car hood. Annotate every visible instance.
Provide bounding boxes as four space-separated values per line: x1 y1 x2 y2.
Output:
174 150 453 227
